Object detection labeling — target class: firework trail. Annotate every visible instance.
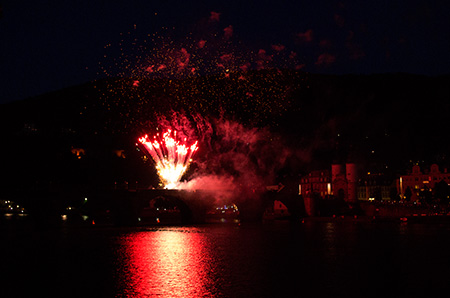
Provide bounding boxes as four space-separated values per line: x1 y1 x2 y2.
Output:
139 129 198 189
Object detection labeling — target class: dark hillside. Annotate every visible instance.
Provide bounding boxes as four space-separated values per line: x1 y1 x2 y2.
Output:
0 73 449 202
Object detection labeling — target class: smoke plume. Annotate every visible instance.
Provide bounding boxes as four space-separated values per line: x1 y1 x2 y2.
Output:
180 115 290 203
153 111 291 203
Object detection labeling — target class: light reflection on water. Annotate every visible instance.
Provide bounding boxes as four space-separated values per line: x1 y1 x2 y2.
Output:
114 228 217 297
106 222 450 298
8 222 445 297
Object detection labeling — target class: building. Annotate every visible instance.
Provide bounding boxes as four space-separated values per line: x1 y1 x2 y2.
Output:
332 163 358 202
299 163 358 202
397 164 450 201
299 170 331 198
357 172 395 201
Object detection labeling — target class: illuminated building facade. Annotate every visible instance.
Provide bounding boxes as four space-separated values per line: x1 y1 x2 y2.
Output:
299 163 358 202
357 172 395 201
397 164 450 201
299 170 332 198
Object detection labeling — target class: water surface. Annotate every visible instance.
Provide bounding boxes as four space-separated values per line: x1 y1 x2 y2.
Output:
2 221 450 297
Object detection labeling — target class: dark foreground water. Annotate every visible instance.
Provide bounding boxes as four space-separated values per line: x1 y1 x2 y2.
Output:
2 220 450 297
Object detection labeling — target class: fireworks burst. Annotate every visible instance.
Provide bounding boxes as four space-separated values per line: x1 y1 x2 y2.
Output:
139 129 198 189
96 15 306 133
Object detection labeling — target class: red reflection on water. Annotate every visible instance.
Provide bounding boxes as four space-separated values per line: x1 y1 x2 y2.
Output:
117 228 214 297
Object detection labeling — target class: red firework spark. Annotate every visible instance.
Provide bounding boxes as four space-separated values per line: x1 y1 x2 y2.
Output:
139 129 198 189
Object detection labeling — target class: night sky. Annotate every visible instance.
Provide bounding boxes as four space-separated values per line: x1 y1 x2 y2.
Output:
1 0 449 103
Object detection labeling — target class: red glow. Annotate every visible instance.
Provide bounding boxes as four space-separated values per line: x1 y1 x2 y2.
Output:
117 230 213 297
177 48 190 71
271 44 285 52
210 11 220 22
198 40 206 49
297 29 313 42
315 53 336 66
223 25 233 39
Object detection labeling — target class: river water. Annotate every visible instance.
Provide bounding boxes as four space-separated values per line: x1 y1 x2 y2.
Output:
2 220 450 297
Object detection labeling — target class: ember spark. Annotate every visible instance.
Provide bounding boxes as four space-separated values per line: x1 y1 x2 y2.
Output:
139 129 198 189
